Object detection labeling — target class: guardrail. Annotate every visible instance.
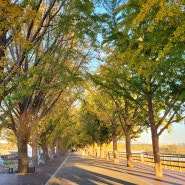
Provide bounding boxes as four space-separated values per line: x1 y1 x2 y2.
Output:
0 157 35 173
0 159 18 173
108 152 185 172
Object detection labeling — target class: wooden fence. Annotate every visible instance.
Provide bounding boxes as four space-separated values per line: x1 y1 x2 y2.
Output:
108 151 185 172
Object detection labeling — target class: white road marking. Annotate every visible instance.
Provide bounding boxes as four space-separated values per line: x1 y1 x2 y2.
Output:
45 154 70 185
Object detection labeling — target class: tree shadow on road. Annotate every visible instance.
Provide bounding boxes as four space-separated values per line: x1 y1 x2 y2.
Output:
48 165 138 185
106 159 185 184
70 155 185 185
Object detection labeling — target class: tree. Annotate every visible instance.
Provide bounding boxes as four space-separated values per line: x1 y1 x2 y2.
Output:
81 83 123 163
1 0 100 173
37 85 81 162
90 60 149 167
113 96 148 168
79 109 112 156
101 0 185 177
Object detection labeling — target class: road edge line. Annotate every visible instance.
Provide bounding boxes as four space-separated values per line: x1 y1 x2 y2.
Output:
45 154 70 185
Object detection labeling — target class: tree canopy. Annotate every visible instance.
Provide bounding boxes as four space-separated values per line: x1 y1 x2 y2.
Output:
0 0 185 177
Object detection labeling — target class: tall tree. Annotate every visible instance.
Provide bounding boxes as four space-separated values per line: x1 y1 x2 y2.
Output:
101 0 185 177
82 84 123 163
79 110 112 153
1 0 99 173
36 85 81 163
90 60 149 167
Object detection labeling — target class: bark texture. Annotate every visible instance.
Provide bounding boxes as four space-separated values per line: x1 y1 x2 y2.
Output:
17 137 29 174
112 130 119 164
126 131 133 167
32 130 38 167
148 95 163 177
41 142 50 163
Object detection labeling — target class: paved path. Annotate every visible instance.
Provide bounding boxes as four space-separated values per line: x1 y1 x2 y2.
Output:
46 153 185 185
0 154 67 185
1 153 185 185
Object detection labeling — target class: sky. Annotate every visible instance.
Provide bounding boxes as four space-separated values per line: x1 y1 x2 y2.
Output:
135 123 185 145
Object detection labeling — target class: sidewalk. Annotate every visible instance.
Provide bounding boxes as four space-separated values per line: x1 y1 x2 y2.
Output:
46 153 185 185
0 154 67 185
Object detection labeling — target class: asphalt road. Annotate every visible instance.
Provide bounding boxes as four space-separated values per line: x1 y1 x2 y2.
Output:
46 153 184 185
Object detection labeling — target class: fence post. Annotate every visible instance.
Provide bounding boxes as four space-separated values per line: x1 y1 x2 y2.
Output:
140 153 144 163
108 152 111 160
178 155 181 172
170 156 173 170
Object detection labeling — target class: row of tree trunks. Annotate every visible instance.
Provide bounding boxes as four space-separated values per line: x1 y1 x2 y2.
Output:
17 123 63 174
86 134 134 170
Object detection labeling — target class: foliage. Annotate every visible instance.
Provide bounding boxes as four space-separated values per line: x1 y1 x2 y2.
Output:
99 0 185 139
79 110 112 146
98 0 185 177
0 0 101 173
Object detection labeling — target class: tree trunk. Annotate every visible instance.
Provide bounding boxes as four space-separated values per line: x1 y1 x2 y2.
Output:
151 131 162 177
50 142 55 160
93 143 96 156
17 137 29 174
112 131 119 164
100 144 103 158
41 142 50 163
55 139 60 157
87 145 92 156
97 144 100 157
0 33 6 64
148 95 163 177
125 131 133 167
32 130 38 167
105 143 109 160
0 33 6 101
16 113 30 174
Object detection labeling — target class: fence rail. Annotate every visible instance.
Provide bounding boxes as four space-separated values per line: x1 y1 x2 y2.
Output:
108 151 185 172
0 157 34 173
